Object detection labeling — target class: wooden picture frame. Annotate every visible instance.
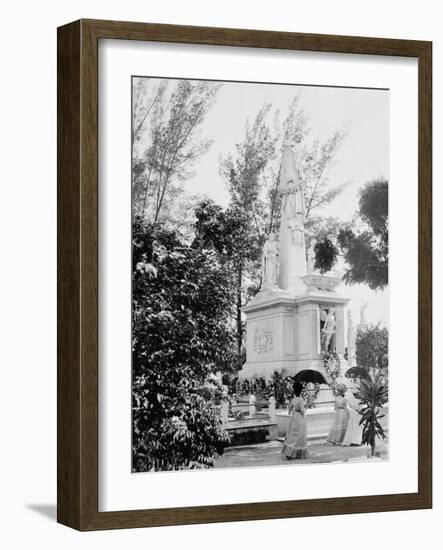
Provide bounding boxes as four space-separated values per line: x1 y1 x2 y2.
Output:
57 19 432 531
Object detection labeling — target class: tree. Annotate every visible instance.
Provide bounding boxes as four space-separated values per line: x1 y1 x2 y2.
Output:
132 77 167 153
132 78 222 225
313 237 339 274
193 199 262 356
300 131 347 220
218 107 277 355
337 178 388 290
220 103 278 240
132 216 234 471
356 325 389 372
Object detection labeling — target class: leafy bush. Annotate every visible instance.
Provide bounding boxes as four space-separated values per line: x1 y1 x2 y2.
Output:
338 179 388 290
355 369 388 455
132 216 236 471
314 237 339 274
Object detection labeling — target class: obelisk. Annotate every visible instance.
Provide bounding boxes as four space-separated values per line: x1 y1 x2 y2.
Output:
278 146 307 296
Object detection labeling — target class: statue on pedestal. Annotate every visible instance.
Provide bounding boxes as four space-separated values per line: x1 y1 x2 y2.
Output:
321 308 336 351
262 232 279 287
307 239 317 274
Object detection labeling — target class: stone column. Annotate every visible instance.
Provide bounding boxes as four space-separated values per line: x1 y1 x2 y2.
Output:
347 309 357 366
277 148 307 295
220 398 229 425
335 305 346 356
248 394 256 418
268 396 276 422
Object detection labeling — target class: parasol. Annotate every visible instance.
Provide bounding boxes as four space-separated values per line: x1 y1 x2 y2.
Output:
294 370 327 384
345 366 371 380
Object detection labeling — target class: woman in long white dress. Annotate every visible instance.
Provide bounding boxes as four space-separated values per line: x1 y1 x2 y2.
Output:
327 383 349 445
342 383 363 446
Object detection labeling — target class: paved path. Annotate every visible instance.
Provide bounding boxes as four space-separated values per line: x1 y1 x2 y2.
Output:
214 439 388 469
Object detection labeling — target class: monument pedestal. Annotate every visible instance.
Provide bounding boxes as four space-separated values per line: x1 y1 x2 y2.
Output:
239 275 350 403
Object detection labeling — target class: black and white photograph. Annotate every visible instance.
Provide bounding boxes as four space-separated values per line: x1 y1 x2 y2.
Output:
131 76 389 473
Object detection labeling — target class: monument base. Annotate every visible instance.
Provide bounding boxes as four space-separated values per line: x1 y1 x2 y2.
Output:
239 358 328 380
238 274 350 390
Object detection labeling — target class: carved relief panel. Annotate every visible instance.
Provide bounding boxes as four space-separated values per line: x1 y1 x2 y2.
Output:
253 324 274 354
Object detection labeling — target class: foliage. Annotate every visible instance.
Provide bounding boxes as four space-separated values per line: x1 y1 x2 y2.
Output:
312 178 389 283
267 371 296 408
194 198 263 355
355 370 388 455
228 376 267 399
237 372 298 409
353 324 389 455
313 237 339 274
356 325 389 372
194 199 262 264
220 104 278 226
301 382 321 408
299 131 348 220
228 372 322 410
322 351 341 383
218 106 278 355
337 179 388 290
132 78 167 152
132 78 221 227
132 217 236 471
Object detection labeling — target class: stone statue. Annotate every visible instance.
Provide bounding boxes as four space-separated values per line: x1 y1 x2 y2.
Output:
360 301 368 328
279 147 305 216
321 308 336 351
347 309 357 366
307 239 317 273
268 396 276 422
276 146 308 292
248 394 256 418
220 393 229 425
293 181 305 215
262 232 279 287
288 217 305 245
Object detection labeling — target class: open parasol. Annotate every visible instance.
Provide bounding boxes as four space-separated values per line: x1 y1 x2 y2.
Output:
345 366 371 380
294 369 327 384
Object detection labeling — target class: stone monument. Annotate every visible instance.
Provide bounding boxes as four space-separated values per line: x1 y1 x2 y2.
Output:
238 146 350 395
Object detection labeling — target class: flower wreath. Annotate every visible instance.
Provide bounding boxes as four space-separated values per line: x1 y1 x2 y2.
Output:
301 382 321 408
322 350 341 384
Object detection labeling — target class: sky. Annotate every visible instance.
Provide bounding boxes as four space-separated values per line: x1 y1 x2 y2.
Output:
136 77 389 326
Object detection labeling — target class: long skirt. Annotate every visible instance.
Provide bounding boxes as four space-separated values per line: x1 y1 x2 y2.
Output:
327 409 350 445
342 408 363 446
282 411 307 459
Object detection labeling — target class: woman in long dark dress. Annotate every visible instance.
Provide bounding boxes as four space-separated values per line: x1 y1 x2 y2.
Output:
282 381 308 459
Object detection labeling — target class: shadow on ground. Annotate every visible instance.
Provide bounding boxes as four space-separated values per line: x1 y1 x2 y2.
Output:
26 504 57 522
